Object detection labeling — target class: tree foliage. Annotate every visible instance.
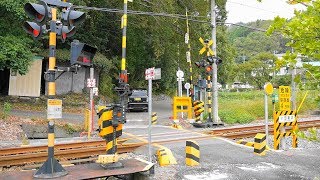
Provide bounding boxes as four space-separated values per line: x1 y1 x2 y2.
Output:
0 0 36 74
2 0 235 97
267 0 320 90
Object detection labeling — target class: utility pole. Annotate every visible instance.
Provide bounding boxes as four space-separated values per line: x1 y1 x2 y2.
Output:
185 8 193 100
211 0 219 123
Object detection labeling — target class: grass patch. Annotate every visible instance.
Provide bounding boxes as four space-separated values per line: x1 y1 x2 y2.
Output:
218 90 319 124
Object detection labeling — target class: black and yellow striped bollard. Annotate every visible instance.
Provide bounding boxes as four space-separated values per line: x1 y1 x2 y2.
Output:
152 112 157 125
254 133 266 156
193 101 204 122
186 140 200 166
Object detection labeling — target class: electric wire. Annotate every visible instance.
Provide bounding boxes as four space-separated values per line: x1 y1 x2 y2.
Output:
74 5 268 32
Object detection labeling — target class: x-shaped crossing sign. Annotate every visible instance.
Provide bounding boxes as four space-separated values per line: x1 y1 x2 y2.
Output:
199 37 214 56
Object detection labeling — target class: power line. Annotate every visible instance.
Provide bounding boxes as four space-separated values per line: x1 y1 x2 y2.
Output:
74 5 268 32
227 0 281 15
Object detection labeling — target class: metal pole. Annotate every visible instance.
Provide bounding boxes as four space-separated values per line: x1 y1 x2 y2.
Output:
178 80 182 97
34 7 67 178
148 78 152 162
120 0 128 83
185 8 193 100
264 93 269 146
88 67 94 139
211 0 219 123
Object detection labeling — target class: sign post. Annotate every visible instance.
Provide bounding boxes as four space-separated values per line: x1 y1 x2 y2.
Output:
184 83 191 97
176 70 184 97
145 67 161 163
87 67 96 139
264 82 273 146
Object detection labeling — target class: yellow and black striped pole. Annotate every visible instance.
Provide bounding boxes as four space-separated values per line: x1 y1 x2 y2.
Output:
186 140 200 166
185 8 193 99
34 8 67 178
206 74 213 122
152 112 157 125
120 0 128 84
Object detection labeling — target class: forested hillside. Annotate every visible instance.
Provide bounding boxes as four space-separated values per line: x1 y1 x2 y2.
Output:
0 0 237 97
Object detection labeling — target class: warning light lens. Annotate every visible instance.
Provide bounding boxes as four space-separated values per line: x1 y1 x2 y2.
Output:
206 66 212 72
36 14 44 21
33 29 40 37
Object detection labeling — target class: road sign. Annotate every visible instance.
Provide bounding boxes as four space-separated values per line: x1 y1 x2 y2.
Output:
199 37 214 55
47 99 62 119
93 87 98 96
145 67 154 80
184 83 191 90
154 68 161 80
186 51 191 63
87 78 96 88
264 82 273 95
279 86 291 111
185 33 189 44
176 70 184 78
279 115 295 123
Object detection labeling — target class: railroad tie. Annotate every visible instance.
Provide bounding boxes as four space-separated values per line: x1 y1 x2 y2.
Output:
186 140 200 166
254 133 266 156
152 112 157 125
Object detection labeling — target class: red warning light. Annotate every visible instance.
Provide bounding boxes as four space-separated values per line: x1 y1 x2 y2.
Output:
33 29 40 37
36 14 44 21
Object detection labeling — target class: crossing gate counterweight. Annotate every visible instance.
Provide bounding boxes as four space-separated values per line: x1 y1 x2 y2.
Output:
273 110 298 150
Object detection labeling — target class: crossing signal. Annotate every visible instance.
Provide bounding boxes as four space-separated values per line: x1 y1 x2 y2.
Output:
71 40 97 67
205 65 213 74
195 60 207 68
23 22 44 39
24 2 50 24
207 56 222 65
62 7 86 27
58 26 76 43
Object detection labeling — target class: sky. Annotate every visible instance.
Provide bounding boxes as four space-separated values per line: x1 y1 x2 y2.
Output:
226 0 306 24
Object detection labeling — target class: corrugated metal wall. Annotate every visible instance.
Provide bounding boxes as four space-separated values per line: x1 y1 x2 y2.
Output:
9 59 42 97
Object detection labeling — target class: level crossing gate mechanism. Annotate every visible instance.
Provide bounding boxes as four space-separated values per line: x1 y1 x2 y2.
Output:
273 110 298 150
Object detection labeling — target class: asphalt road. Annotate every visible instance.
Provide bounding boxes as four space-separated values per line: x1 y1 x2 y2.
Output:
10 99 173 128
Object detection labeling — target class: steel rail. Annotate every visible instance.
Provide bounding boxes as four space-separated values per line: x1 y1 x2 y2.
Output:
1 119 319 167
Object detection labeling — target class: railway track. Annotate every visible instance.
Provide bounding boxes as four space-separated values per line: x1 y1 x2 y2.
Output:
1 119 319 168
206 119 320 139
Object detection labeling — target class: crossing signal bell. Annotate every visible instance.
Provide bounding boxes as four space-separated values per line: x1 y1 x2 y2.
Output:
71 40 97 67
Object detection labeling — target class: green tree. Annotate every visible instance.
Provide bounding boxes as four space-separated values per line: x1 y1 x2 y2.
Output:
267 0 320 89
236 52 277 89
0 0 36 74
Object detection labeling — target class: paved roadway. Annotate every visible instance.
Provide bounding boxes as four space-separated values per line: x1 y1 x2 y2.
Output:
8 100 320 179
